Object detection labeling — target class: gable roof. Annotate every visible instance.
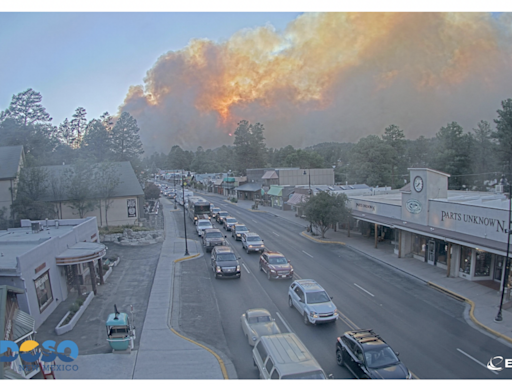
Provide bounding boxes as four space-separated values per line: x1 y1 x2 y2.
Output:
24 161 144 202
0 146 24 180
262 171 278 179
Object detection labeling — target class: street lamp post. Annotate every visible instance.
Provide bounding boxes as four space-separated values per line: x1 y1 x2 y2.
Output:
173 170 177 210
182 173 189 256
495 175 511 322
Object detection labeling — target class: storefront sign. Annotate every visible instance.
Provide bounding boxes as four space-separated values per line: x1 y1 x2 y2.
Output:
355 202 375 211
406 199 422 214
441 211 507 233
127 199 137 218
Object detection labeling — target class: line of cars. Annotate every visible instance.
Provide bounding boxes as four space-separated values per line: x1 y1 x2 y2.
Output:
194 201 411 379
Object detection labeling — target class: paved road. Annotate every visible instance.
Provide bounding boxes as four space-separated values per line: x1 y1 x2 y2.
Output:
194 195 512 379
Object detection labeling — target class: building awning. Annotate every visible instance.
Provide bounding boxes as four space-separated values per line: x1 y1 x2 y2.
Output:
214 179 223 186
352 210 510 256
267 186 283 196
223 177 236 182
287 193 307 205
236 183 262 192
55 242 106 266
262 171 278 179
13 308 35 343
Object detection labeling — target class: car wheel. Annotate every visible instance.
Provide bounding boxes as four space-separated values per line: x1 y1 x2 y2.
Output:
303 312 310 326
267 271 271 280
288 296 293 308
246 247 249 254
259 263 263 271
336 347 344 366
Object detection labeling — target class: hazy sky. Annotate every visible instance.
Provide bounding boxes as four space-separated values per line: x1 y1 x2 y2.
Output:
1 3 511 154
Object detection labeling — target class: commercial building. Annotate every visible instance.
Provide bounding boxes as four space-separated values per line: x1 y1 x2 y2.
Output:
348 168 511 290
0 217 106 329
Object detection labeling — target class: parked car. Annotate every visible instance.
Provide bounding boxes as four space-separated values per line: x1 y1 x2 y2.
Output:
259 251 293 280
223 217 238 231
211 246 241 279
231 224 249 241
216 211 229 224
241 232 264 254
288 280 338 325
196 219 213 237
336 329 411 379
202 228 227 252
240 308 281 346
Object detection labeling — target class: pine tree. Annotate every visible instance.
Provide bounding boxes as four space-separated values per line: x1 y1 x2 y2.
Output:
110 112 144 163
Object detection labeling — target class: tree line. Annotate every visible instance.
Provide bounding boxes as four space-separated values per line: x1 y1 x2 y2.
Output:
145 101 512 191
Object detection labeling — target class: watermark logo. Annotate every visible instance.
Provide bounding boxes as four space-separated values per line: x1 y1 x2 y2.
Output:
487 356 512 372
1 339 79 372
488 356 504 371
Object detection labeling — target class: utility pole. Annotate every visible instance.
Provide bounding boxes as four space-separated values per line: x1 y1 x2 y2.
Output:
182 173 189 256
495 175 511 322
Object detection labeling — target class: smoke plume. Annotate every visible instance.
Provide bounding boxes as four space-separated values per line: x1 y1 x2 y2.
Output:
120 13 512 153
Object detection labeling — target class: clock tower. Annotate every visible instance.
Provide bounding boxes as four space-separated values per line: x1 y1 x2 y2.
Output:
401 168 450 225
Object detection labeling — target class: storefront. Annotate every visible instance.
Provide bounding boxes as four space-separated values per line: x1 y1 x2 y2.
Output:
347 168 511 290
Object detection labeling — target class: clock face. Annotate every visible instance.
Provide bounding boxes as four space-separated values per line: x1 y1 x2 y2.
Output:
413 176 423 193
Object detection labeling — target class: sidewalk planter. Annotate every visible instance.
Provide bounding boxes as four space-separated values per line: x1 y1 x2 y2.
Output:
55 291 95 336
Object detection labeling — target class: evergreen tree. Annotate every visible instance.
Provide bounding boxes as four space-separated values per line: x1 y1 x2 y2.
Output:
110 111 144 163
382 124 406 188
233 120 267 175
492 99 512 174
0 88 52 126
70 107 88 148
80 119 113 162
348 135 394 187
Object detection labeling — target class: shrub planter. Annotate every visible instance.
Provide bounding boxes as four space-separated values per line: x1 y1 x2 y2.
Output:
55 291 95 336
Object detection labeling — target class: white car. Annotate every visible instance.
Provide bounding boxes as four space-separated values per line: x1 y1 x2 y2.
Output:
288 280 338 325
196 219 213 237
240 308 281 346
241 232 265 254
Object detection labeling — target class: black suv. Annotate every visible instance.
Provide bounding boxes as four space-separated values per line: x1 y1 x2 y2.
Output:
202 228 227 253
211 246 241 279
336 329 411 379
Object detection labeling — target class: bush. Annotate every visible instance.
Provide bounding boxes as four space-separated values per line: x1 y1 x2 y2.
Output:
69 302 80 315
102 264 110 271
230 197 238 203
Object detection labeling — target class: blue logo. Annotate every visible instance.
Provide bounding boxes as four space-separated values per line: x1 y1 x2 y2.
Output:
0 339 79 363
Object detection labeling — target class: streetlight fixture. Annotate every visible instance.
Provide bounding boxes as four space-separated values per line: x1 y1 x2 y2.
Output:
495 175 511 322
182 172 190 256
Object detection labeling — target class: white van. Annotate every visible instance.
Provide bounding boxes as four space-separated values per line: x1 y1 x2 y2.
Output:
253 333 329 379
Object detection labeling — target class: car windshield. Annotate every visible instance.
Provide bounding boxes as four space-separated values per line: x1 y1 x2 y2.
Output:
306 291 330 304
205 232 222 238
227 219 236 223
220 212 228 216
281 370 326 379
212 208 220 213
217 253 236 261
199 224 212 229
247 237 261 242
247 315 271 324
364 346 400 369
198 221 210 226
269 257 287 264
236 226 248 231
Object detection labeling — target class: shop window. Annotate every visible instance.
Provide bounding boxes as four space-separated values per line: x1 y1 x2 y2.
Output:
35 271 53 313
460 247 473 274
436 242 448 265
413 235 427 257
474 250 492 277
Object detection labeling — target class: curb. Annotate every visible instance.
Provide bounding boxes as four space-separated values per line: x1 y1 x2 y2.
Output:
174 253 201 263
427 282 512 345
301 231 345 245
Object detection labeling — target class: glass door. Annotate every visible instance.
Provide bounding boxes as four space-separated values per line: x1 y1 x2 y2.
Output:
427 240 436 265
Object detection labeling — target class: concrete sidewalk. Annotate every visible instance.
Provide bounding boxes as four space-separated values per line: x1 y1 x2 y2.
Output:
221 195 512 346
55 200 235 379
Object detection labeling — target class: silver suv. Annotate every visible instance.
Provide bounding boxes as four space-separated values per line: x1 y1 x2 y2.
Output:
288 280 338 325
241 232 264 254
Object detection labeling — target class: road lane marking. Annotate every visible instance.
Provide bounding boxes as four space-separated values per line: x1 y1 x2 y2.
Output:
294 272 302 280
252 219 258 223
457 348 498 375
276 312 293 334
272 231 281 237
302 250 313 258
242 263 251 274
354 283 375 297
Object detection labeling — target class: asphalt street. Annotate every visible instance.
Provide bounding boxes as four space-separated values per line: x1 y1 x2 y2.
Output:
176 193 512 380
